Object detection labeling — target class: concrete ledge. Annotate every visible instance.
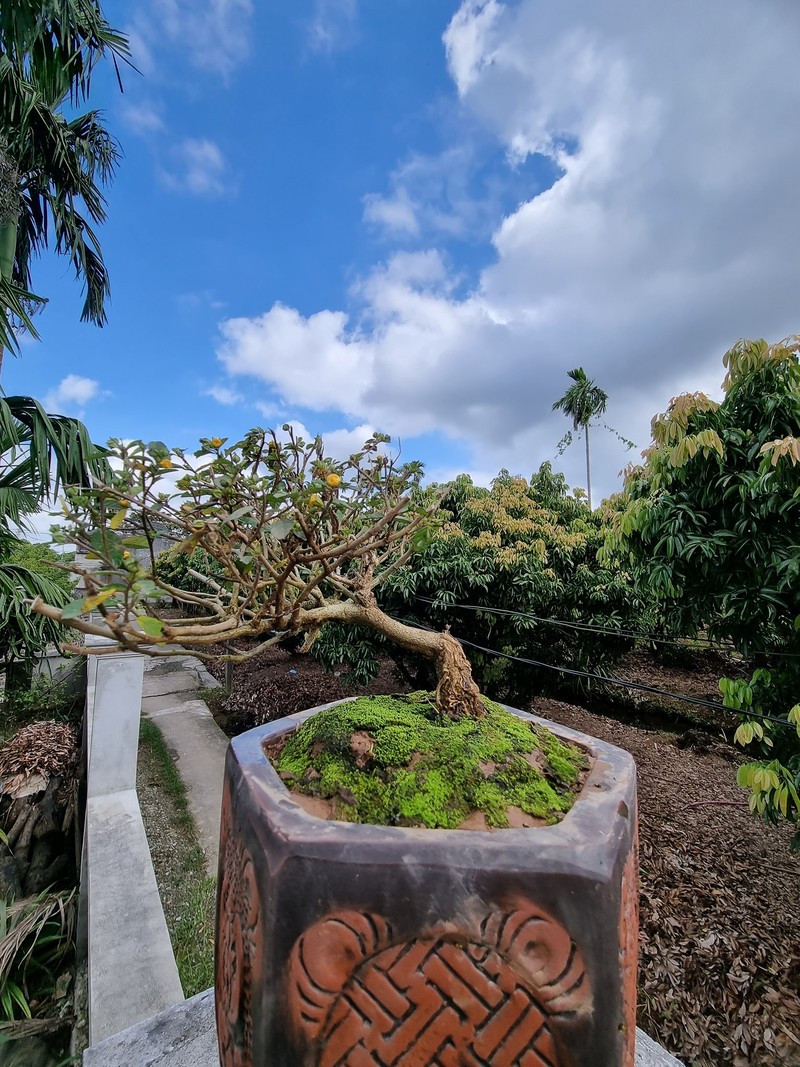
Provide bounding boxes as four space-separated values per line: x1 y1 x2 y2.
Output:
83 986 683 1066
83 989 218 1067
86 789 183 1044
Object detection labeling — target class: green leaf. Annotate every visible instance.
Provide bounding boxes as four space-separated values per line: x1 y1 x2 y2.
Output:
268 518 293 540
136 616 165 637
61 599 87 619
121 535 151 549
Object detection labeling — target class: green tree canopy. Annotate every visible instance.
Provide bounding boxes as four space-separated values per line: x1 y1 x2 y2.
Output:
315 462 644 703
606 337 800 839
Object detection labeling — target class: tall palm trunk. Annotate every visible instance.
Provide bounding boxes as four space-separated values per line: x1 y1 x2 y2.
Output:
585 422 592 509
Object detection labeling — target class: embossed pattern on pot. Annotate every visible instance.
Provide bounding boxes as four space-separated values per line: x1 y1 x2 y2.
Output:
286 906 588 1066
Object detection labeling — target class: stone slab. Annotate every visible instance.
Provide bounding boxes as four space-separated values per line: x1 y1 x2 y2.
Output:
142 670 204 698
141 697 229 873
83 989 218 1067
82 987 683 1066
144 654 221 691
86 789 183 1043
88 652 145 797
636 1028 683 1065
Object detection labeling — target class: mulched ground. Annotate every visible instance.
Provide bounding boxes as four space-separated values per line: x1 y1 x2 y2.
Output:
206 648 800 1067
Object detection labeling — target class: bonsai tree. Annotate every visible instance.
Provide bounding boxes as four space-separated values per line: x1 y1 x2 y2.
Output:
30 426 485 720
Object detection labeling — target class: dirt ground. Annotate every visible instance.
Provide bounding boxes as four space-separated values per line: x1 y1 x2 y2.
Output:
206 648 800 1067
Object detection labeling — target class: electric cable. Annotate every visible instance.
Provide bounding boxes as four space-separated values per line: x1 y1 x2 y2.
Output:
414 595 800 659
401 618 795 730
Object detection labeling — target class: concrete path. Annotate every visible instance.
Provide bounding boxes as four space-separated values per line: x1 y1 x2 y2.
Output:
141 656 229 875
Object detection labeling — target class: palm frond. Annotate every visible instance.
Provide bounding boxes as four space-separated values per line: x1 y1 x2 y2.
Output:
0 278 42 356
0 2 131 105
0 560 70 662
0 396 109 511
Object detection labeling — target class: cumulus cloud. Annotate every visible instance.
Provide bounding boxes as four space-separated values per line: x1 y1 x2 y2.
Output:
43 375 103 414
161 139 231 197
215 0 800 498
307 0 359 54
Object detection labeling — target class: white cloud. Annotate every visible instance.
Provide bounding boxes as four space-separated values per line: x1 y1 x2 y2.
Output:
179 290 227 312
43 375 102 414
119 100 165 136
161 139 231 198
443 0 503 95
363 187 419 236
205 384 244 406
319 424 383 461
215 0 800 500
131 0 254 78
363 144 530 243
308 0 358 54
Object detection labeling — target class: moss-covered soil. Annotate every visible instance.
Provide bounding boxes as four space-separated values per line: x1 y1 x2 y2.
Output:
269 693 588 829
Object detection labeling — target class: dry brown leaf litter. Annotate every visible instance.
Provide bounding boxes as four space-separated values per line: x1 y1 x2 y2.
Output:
0 722 78 797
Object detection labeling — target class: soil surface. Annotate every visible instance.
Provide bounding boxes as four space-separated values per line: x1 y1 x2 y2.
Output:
206 648 800 1067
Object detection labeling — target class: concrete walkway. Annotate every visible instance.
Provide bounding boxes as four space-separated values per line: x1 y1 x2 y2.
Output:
141 656 229 874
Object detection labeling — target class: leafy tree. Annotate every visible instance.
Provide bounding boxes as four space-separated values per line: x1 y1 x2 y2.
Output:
552 367 609 509
315 462 643 703
605 337 800 841
0 0 129 367
32 429 488 719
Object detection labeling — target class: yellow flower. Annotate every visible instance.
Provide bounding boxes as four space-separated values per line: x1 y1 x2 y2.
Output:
159 457 173 469
325 473 342 489
210 437 223 448
308 493 322 507
123 551 131 559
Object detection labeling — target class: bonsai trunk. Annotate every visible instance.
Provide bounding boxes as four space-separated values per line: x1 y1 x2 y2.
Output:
319 596 485 720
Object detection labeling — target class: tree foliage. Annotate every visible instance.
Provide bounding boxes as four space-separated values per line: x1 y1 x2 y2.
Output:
315 462 644 703
0 397 105 678
606 337 800 839
32 428 487 719
0 540 71 673
0 0 129 359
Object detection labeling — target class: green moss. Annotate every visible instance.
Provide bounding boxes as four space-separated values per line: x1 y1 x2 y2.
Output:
274 694 588 829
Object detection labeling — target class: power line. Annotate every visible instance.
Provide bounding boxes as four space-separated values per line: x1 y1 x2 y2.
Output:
449 633 795 728
403 617 793 729
414 596 800 659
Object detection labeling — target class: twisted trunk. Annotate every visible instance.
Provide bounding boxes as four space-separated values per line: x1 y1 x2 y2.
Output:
315 595 485 720
31 590 486 719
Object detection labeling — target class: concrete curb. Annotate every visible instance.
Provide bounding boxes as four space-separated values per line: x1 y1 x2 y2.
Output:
83 988 684 1066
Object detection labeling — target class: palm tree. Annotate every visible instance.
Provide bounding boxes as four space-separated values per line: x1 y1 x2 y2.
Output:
0 1 129 372
552 367 608 509
0 394 108 688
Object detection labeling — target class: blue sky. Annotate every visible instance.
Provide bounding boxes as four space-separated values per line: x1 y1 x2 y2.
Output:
5 0 800 512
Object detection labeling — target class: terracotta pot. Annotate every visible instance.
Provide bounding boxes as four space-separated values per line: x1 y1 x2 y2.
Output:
215 700 638 1067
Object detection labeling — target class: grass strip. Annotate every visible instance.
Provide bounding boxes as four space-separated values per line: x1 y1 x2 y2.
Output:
137 718 216 997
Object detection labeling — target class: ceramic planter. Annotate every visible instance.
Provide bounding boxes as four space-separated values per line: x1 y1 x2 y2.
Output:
215 699 638 1067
